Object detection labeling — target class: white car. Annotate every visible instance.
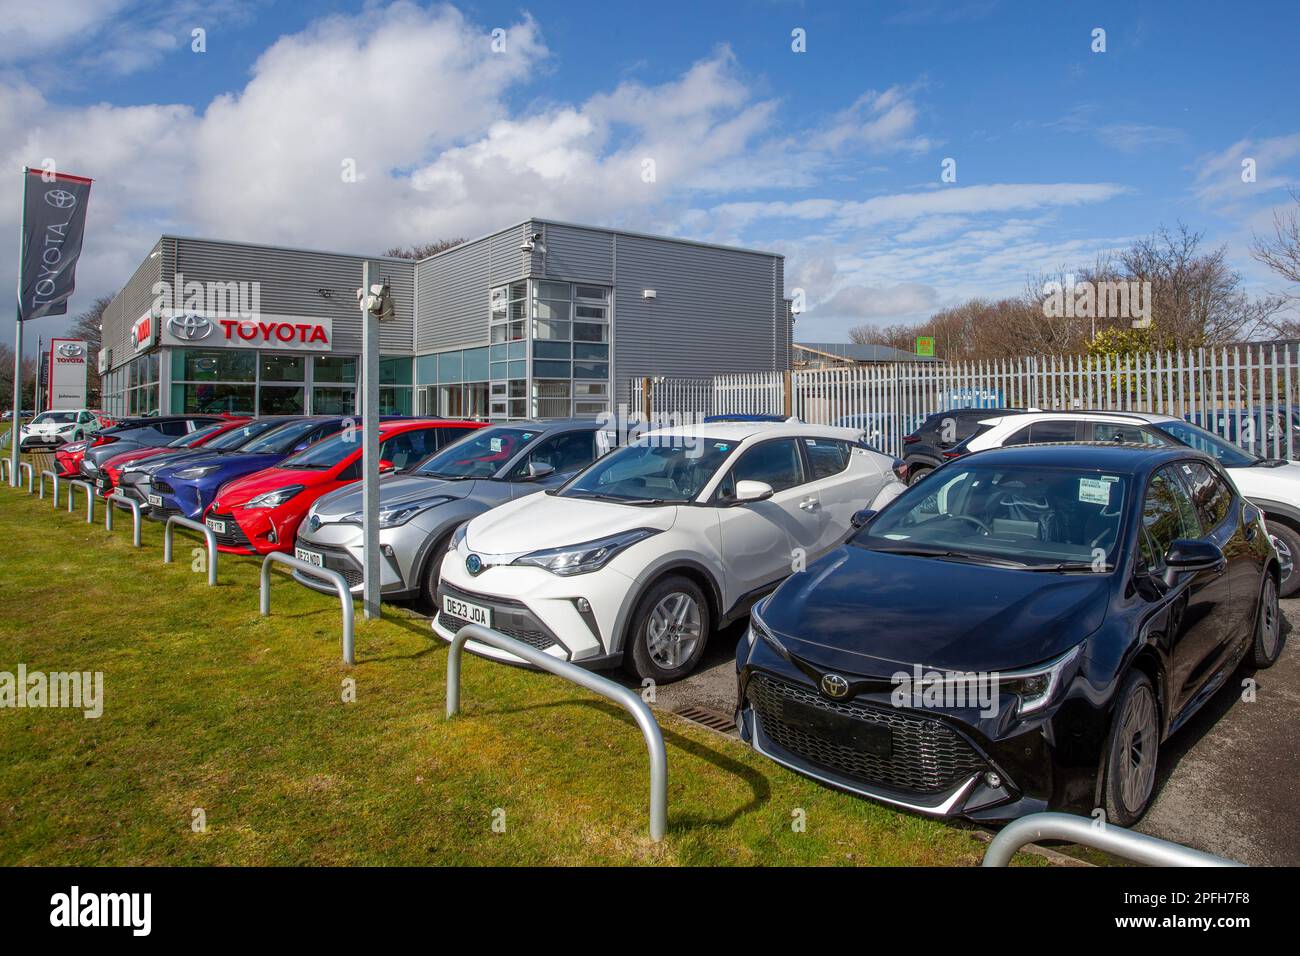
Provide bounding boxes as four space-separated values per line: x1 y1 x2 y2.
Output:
957 409 1300 595
434 421 906 681
19 409 102 450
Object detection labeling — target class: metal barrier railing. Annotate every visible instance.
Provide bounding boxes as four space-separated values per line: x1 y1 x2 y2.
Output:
981 812 1244 867
39 470 59 504
259 552 356 665
445 623 668 841
18 462 33 493
67 480 95 523
105 494 143 547
163 515 218 587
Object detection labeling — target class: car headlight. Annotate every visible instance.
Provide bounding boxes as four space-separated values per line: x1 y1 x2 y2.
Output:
449 522 468 553
173 464 222 479
344 495 451 528
512 528 659 576
57 423 76 432
244 485 305 509
998 645 1082 715
749 607 789 658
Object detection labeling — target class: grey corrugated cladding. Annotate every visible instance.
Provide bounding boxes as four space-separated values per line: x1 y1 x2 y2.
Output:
611 233 784 407
100 238 163 370
168 237 415 354
414 223 530 353
539 223 614 283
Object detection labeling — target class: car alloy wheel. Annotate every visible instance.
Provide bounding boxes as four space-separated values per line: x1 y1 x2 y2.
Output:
1115 682 1158 818
1252 574 1283 668
646 591 702 670
1269 532 1294 587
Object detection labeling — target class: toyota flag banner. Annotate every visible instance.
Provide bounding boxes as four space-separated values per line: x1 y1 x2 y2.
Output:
18 168 93 321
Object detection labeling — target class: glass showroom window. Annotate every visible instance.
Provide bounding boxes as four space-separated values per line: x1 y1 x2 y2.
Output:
416 347 489 420
379 357 413 416
527 281 610 417
312 355 357 415
490 281 528 419
258 353 305 415
126 352 160 415
171 348 255 414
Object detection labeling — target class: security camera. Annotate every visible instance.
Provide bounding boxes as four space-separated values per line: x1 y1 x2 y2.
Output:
520 232 543 253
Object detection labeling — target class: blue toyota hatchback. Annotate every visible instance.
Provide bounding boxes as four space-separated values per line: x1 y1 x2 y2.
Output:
145 416 367 522
737 443 1283 826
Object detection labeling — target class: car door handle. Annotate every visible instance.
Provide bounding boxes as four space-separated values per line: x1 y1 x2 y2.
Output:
799 498 818 511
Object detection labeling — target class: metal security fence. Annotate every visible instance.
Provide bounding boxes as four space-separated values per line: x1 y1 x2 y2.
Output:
631 344 1300 460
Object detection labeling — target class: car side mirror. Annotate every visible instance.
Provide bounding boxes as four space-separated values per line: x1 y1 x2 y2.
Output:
850 508 877 529
735 480 774 503
1162 538 1225 587
526 461 555 480
378 459 396 474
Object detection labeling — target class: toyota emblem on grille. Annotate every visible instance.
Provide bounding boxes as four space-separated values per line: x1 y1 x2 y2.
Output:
308 514 321 532
465 554 483 575
168 313 213 341
820 673 850 698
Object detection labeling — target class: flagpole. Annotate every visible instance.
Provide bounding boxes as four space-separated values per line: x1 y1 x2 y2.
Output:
9 167 26 487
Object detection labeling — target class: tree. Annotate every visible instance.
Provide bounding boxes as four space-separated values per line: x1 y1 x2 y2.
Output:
65 295 112 404
384 238 466 260
1252 189 1300 336
0 343 39 412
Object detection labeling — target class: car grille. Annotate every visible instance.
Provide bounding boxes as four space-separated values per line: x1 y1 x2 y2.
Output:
205 513 252 549
438 583 559 652
151 502 183 522
747 673 986 795
297 543 363 588
153 480 175 494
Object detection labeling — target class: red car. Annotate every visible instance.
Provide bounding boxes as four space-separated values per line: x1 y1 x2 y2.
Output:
203 418 484 555
50 410 127 476
91 417 253 494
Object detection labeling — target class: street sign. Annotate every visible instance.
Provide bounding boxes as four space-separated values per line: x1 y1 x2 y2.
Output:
916 336 935 357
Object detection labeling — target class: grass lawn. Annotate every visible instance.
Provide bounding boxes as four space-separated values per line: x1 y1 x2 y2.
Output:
0 476 1043 866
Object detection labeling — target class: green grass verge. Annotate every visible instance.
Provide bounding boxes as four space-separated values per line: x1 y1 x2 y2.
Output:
0 481 1043 866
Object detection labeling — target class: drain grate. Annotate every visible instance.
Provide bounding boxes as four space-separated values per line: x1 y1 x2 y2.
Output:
673 705 739 736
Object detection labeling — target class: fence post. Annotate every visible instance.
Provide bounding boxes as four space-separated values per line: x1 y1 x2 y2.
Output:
641 376 653 423
782 369 793 418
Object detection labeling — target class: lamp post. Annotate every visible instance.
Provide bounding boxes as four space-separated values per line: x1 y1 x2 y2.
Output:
356 262 394 620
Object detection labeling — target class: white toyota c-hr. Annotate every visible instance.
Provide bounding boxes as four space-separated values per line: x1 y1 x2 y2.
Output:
433 421 905 682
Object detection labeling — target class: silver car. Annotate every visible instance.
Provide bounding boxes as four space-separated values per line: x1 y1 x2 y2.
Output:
293 418 622 605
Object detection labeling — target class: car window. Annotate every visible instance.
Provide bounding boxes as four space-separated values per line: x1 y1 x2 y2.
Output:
157 420 191 437
1179 461 1233 532
1087 422 1167 445
508 430 596 479
803 437 852 480
380 428 443 472
1004 425 1033 446
724 439 805 494
1008 420 1081 444
1141 465 1201 571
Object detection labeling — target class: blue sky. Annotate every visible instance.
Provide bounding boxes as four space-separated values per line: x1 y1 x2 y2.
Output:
2 0 1298 352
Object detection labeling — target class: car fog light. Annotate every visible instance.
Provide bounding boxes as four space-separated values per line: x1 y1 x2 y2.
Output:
576 597 591 613
381 544 395 557
984 771 1003 789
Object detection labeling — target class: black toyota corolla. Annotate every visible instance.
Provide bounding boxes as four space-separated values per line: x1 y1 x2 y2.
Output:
736 443 1284 825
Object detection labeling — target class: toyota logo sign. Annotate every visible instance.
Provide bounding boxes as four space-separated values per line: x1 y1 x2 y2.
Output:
44 189 77 209
168 313 213 341
820 673 850 699
57 343 84 358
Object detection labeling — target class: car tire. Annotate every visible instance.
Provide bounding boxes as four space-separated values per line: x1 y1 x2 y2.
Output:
1267 522 1300 598
1102 671 1160 828
907 466 932 486
1250 573 1284 669
418 533 453 614
623 574 711 684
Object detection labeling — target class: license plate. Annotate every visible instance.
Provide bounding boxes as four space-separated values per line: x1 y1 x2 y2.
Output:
147 494 163 507
443 594 491 627
295 547 323 567
206 518 226 534
97 476 110 490
781 698 893 757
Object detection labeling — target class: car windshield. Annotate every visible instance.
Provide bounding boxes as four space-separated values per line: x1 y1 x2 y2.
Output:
280 430 362 469
32 412 76 424
167 424 224 447
1152 419 1258 467
855 463 1130 570
203 419 285 451
413 426 540 479
559 436 734 503
242 419 334 455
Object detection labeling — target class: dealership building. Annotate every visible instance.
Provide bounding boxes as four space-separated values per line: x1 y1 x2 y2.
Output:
98 220 792 421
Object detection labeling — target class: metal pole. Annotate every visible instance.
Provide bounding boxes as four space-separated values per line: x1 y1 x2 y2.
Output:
360 260 381 620
981 812 1242 867
259 552 355 665
10 169 27 488
445 623 668 841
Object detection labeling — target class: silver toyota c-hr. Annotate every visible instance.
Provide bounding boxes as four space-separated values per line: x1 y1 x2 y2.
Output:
292 418 621 605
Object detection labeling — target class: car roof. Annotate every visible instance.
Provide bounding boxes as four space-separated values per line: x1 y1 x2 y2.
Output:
642 421 864 442
983 409 1176 424
962 441 1212 473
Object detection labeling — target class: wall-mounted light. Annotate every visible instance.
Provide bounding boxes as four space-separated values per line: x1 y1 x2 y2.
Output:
318 288 333 299
643 289 657 300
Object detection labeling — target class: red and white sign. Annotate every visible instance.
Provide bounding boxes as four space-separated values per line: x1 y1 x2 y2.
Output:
158 313 333 352
131 312 156 353
48 337 89 410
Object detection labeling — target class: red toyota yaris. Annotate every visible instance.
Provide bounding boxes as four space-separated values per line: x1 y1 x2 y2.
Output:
90 417 253 493
203 418 483 555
